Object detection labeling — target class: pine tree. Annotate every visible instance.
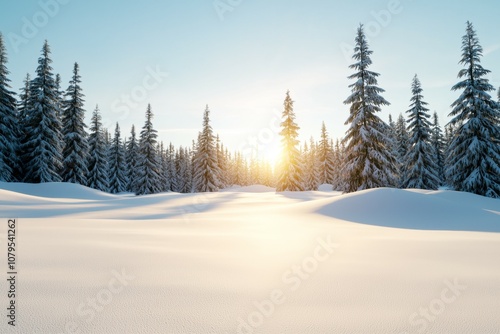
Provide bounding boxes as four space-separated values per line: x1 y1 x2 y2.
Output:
342 25 396 192
431 112 445 185
22 40 63 183
125 125 139 193
0 33 20 182
276 91 304 192
87 105 109 191
401 75 440 190
167 143 177 191
317 122 335 185
54 73 63 121
304 138 320 191
192 105 221 192
394 113 410 186
18 73 31 127
108 123 127 193
446 22 500 198
176 146 191 193
136 104 162 195
155 143 166 192
216 135 228 188
61 62 89 185
17 73 32 181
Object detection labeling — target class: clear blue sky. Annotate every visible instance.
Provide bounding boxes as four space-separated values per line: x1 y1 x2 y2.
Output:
1 0 500 161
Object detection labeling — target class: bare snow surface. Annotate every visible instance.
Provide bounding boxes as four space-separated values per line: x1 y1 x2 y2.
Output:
0 182 499 334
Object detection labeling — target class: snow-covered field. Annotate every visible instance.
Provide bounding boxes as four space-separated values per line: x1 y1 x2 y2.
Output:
1 182 499 334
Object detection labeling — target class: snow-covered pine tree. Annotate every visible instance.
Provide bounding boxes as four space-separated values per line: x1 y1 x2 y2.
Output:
108 123 127 193
276 91 304 192
192 105 221 192
175 146 191 193
446 22 500 198
18 74 31 127
16 73 32 180
54 73 63 121
394 113 410 186
317 122 335 185
342 25 396 192
0 33 20 182
216 135 228 188
387 114 396 153
304 138 320 191
331 139 346 191
431 112 445 185
167 143 178 192
125 125 139 193
61 62 89 185
87 105 109 191
155 142 168 192
401 75 440 190
136 103 162 195
22 40 63 183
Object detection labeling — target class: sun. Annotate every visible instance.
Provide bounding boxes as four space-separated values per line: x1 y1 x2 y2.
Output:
259 140 282 167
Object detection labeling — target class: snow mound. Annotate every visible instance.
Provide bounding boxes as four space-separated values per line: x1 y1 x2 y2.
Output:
0 182 118 200
221 184 275 192
313 188 500 232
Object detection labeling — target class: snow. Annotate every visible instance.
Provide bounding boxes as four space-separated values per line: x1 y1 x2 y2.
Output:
0 182 499 333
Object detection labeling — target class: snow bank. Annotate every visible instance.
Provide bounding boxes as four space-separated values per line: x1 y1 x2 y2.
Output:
312 188 500 232
0 183 499 333
0 181 118 200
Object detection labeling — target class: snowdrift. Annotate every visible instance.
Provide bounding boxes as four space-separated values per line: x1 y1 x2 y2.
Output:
312 188 500 232
0 181 118 200
0 182 500 333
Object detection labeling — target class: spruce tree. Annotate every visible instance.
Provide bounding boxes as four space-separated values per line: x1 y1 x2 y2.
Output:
192 105 221 192
22 40 63 183
394 113 410 186
54 73 63 121
61 62 89 185
155 142 166 192
125 125 139 193
216 135 228 188
401 75 440 190
342 25 396 192
18 73 31 127
317 122 335 185
136 104 162 195
304 138 320 191
276 91 304 192
0 33 20 181
167 143 177 191
431 112 445 185
87 105 109 191
109 123 127 193
446 22 500 198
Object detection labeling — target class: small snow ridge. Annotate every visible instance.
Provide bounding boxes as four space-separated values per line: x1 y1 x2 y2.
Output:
0 182 118 200
314 188 500 233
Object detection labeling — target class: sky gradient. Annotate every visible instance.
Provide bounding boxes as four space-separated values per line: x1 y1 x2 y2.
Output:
1 0 500 161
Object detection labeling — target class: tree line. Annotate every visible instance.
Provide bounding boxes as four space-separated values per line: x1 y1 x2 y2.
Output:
0 21 499 198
